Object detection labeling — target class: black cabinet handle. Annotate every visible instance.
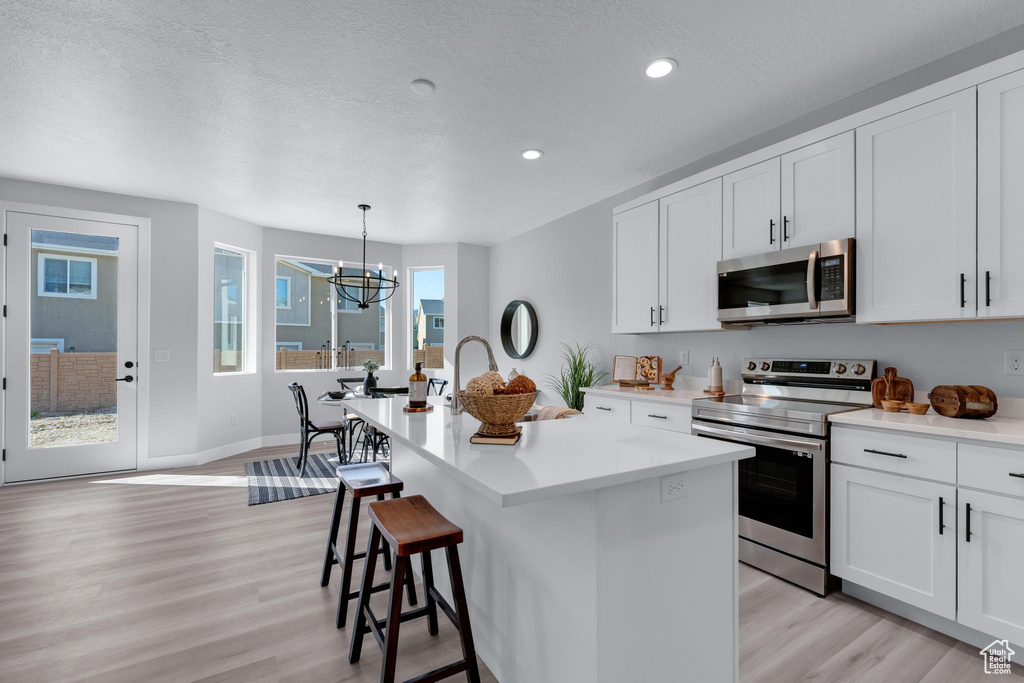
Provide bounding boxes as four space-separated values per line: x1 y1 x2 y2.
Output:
115 375 134 383
938 496 944 535
659 305 664 325
864 448 907 459
783 216 789 242
647 414 668 419
1010 472 1024 479
960 273 966 308
650 306 655 327
986 271 992 307
769 219 775 245
595 406 612 411
965 502 972 542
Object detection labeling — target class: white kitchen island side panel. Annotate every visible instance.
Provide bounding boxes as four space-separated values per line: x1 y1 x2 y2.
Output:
391 446 739 683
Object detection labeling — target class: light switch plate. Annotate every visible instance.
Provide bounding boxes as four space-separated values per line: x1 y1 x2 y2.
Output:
153 348 170 362
660 473 687 503
679 350 689 365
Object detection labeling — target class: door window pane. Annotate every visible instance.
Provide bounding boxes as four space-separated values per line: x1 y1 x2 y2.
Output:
411 268 444 369
30 229 119 447
275 258 334 370
214 247 246 373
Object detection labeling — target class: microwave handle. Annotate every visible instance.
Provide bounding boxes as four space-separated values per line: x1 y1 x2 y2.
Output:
806 249 819 309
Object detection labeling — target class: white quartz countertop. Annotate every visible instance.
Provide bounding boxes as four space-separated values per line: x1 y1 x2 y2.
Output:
581 384 732 405
335 396 754 507
829 408 1024 447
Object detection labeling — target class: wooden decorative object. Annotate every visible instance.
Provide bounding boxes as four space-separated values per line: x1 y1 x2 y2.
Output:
455 391 536 437
905 402 930 415
871 367 915 409
928 385 998 419
660 365 683 391
881 399 905 413
403 404 434 414
703 389 726 397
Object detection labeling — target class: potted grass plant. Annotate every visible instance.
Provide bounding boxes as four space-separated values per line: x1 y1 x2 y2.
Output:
544 342 608 411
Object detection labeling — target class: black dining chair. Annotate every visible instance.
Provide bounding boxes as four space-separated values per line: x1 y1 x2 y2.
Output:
361 388 409 462
427 378 448 396
336 376 367 455
289 382 346 476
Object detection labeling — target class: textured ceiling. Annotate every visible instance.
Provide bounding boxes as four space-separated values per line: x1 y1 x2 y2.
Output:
1 1 1023 245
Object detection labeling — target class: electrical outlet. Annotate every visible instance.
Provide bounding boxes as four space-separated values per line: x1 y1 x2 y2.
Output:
231 413 239 425
1006 350 1024 376
679 350 689 365
660 473 688 503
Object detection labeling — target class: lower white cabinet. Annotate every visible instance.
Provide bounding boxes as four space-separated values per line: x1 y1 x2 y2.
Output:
958 488 1024 646
582 395 631 423
630 402 692 434
831 464 956 619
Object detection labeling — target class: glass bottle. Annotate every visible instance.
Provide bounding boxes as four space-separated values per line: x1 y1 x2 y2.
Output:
409 361 428 409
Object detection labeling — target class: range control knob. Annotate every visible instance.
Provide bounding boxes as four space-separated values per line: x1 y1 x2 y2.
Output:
833 363 847 375
761 362 771 372
746 361 757 371
851 363 867 376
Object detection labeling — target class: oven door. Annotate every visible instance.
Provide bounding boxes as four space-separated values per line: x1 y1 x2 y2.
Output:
691 421 827 566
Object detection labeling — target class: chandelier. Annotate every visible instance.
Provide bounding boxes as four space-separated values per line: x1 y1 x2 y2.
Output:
328 204 399 309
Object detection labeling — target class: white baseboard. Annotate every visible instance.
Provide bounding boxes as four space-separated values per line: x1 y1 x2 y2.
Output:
139 434 300 472
197 437 265 465
137 452 201 472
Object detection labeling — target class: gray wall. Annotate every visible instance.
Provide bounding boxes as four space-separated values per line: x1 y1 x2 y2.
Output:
489 26 1024 405
30 249 117 352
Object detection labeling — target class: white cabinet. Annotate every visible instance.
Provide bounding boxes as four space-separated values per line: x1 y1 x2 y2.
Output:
658 178 722 332
979 69 1024 318
856 89 977 323
722 158 780 259
832 464 956 619
583 395 631 424
630 401 692 434
958 489 1024 646
780 132 854 249
612 201 659 333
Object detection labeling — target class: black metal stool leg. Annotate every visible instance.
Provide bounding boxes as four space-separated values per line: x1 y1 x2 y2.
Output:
447 545 481 683
349 526 380 664
336 497 362 628
320 484 346 587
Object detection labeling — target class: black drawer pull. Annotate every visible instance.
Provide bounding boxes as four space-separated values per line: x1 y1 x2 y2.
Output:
595 406 612 411
966 503 972 542
938 496 944 535
1010 472 1024 479
864 448 907 459
648 414 668 419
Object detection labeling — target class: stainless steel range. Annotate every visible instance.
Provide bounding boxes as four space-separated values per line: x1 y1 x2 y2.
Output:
690 358 876 595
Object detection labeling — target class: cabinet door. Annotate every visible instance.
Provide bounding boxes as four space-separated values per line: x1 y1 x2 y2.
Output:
979 70 1024 318
831 465 956 619
658 178 723 332
780 132 854 248
722 158 781 259
856 89 977 323
612 202 659 333
958 489 1024 646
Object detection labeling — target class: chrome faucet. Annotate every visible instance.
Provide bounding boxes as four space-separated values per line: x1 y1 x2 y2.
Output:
451 335 499 415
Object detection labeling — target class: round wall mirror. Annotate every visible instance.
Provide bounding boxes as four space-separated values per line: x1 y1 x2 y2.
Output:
500 300 538 359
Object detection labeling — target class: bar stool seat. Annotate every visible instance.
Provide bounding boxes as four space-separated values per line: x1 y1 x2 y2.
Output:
350 495 481 683
320 463 417 629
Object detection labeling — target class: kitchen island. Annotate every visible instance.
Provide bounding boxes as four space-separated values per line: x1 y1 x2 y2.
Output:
339 396 754 683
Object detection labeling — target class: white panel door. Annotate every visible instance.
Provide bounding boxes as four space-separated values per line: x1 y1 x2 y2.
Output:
958 489 1024 646
856 89 977 323
831 465 956 619
722 158 781 259
4 209 139 482
611 202 659 333
979 70 1024 319
658 178 723 332
781 132 855 248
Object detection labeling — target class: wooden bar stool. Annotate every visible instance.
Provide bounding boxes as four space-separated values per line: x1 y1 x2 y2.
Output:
321 463 418 628
349 495 481 683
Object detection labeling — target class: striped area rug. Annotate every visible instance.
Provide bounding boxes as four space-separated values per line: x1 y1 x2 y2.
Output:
245 451 340 505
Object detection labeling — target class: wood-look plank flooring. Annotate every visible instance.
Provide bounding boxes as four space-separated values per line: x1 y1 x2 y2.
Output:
1 445 1021 682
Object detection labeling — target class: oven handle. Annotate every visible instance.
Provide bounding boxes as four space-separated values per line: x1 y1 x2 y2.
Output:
806 249 819 310
691 421 825 455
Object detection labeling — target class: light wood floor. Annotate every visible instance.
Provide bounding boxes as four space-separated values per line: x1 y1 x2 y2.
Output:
1 445 1021 682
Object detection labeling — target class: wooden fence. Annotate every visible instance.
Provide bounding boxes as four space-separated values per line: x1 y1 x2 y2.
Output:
31 350 118 412
412 346 445 369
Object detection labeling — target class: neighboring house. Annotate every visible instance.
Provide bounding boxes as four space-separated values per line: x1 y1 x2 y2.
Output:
415 298 444 349
274 260 385 352
30 231 118 353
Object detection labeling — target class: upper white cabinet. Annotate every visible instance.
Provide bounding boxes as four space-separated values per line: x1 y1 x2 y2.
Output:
612 201 659 333
780 132 855 249
979 69 1024 318
722 158 780 259
658 178 723 332
856 89 977 323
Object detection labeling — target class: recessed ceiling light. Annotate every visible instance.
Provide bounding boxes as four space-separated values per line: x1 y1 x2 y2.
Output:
521 149 543 160
645 58 677 78
411 79 435 95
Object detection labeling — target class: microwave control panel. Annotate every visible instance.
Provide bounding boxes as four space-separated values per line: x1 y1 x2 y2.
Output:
819 256 845 301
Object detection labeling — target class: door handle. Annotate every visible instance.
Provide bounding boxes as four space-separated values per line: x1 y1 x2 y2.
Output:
659 305 664 325
1009 472 1024 479
115 375 134 383
769 219 775 245
965 502 972 542
960 273 966 308
938 496 944 535
863 448 907 459
783 216 789 242
650 306 655 327
986 271 992 307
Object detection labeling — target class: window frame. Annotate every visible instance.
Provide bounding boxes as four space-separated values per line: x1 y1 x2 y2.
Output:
37 253 98 299
275 276 292 310
433 316 444 329
276 341 302 351
213 243 257 376
407 265 445 371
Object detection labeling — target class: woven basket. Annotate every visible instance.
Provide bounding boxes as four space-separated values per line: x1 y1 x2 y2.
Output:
457 391 537 437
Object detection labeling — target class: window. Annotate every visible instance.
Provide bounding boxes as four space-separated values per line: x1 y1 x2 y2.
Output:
275 276 291 309
214 246 248 373
336 264 390 371
38 254 97 299
410 268 444 368
338 285 361 312
276 341 302 351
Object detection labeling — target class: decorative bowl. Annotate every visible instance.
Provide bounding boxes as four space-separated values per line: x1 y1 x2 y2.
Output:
457 391 537 437
905 402 931 415
881 399 905 413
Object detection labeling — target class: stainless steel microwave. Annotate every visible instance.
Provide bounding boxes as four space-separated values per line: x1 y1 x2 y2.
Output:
717 238 854 324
